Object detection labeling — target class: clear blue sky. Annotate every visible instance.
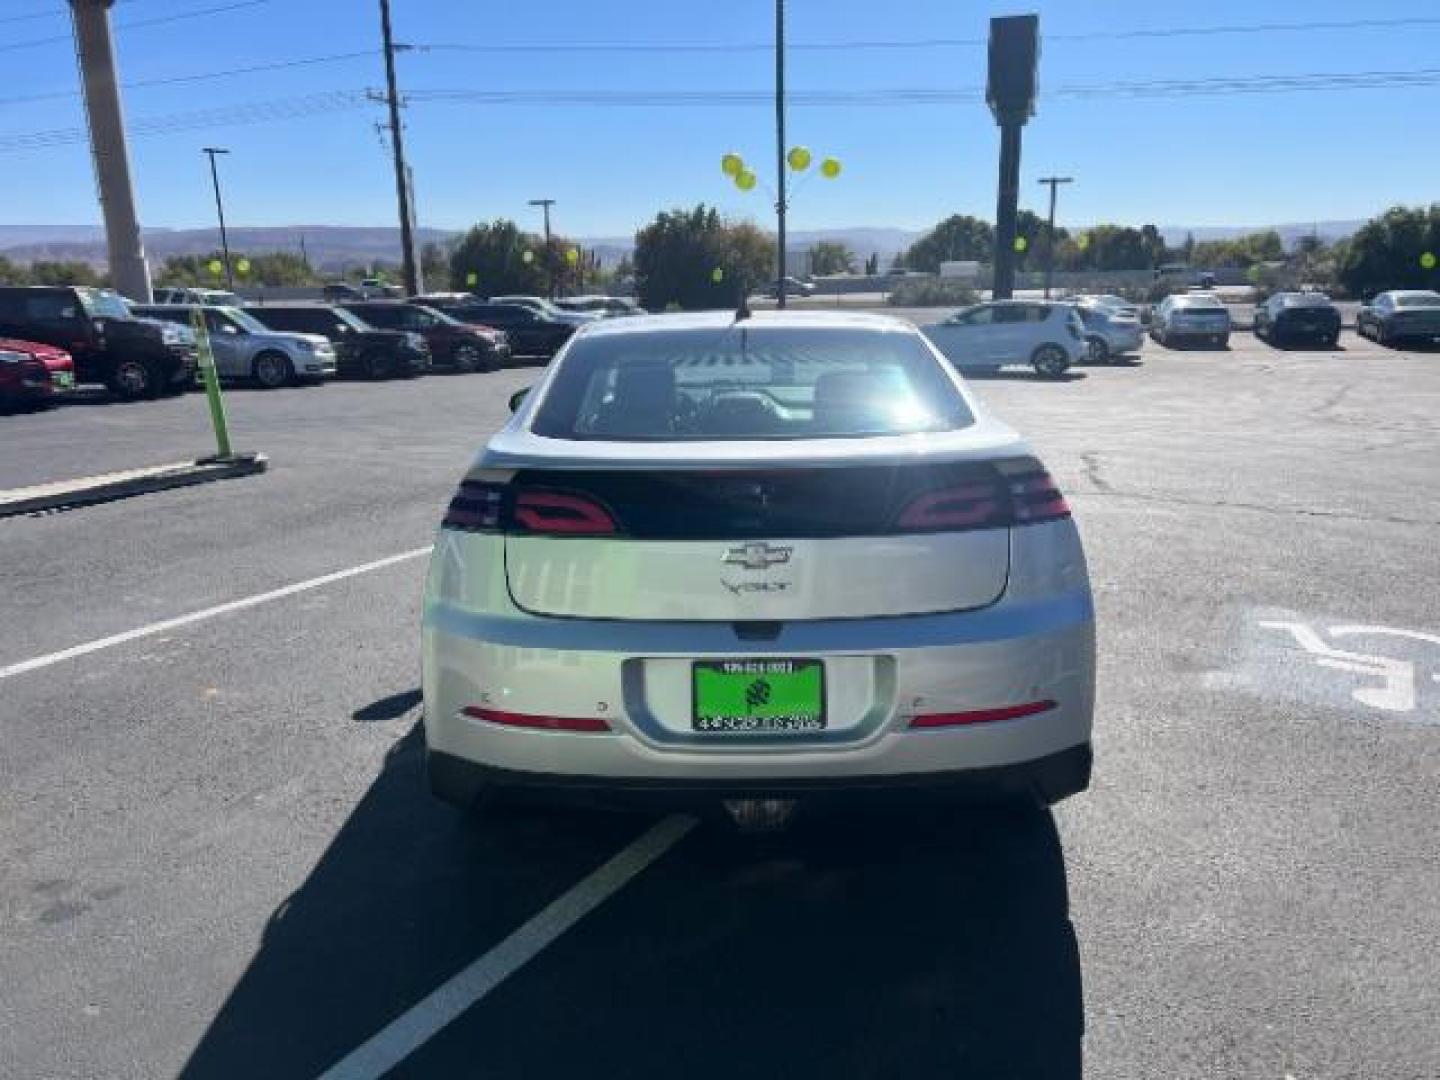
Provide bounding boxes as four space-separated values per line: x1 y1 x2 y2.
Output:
1 0 1437 237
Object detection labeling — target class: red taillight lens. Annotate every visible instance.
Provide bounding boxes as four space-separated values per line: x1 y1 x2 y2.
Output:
909 700 1056 728
513 490 616 535
1005 469 1071 524
462 705 610 733
896 482 1005 530
442 480 505 532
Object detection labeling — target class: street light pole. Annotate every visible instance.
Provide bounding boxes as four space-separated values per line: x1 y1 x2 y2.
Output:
202 147 234 290
1038 175 1072 299
528 198 556 297
774 0 788 309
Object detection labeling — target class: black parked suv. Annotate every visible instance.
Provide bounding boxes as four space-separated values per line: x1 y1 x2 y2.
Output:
418 299 575 359
246 304 430 379
0 285 196 399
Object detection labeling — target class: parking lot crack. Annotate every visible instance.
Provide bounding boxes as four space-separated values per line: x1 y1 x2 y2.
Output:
1086 488 1438 528
1080 453 1113 493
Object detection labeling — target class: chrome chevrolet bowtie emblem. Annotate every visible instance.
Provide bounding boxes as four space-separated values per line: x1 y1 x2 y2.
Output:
722 542 793 571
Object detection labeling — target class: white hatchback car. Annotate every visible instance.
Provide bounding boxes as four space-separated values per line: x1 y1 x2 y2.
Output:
421 311 1095 823
921 300 1084 377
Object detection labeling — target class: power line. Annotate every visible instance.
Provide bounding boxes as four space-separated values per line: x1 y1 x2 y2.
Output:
417 16 1440 54
0 49 377 107
0 0 272 53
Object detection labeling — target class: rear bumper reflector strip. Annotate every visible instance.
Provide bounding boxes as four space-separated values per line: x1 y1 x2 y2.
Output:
462 705 611 733
909 700 1057 729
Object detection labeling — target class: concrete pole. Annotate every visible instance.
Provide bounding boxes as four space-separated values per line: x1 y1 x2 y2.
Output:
774 0 787 309
69 0 151 302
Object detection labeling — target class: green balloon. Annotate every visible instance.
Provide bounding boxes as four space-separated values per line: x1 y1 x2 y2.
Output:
1014 236 1029 253
465 271 478 286
819 157 842 179
721 153 744 177
711 267 724 283
735 170 757 192
787 146 812 172
1422 252 1437 270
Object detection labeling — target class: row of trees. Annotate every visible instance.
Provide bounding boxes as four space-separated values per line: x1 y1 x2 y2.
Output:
0 257 108 287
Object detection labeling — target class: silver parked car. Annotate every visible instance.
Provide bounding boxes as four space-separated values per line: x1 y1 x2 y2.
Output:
1150 293 1231 348
1071 303 1145 363
1355 290 1440 346
421 311 1095 826
133 304 336 386
921 300 1084 377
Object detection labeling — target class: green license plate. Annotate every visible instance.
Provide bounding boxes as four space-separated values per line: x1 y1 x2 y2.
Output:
692 659 825 733
53 371 75 388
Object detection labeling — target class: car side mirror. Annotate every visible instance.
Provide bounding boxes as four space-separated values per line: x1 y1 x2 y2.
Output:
508 387 531 413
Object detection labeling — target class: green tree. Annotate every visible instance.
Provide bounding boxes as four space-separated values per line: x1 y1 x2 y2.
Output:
0 256 30 285
448 219 547 295
633 205 773 310
864 252 880 276
1339 204 1440 297
420 241 451 290
27 260 103 286
1075 225 1151 271
902 214 993 272
808 241 855 276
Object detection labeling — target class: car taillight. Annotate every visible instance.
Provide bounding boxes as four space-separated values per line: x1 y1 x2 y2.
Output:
893 459 1070 532
441 478 618 535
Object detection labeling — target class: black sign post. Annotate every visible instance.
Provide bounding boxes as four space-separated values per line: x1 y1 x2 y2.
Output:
987 14 1039 300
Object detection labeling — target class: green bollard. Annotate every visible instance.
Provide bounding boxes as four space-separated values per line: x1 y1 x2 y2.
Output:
189 307 233 459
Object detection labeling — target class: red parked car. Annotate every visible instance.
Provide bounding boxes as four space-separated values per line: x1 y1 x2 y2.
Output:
0 337 75 409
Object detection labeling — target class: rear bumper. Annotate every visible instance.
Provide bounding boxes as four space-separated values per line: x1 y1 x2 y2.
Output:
427 741 1092 811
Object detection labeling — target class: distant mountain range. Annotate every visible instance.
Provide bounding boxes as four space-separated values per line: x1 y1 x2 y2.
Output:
0 220 1365 270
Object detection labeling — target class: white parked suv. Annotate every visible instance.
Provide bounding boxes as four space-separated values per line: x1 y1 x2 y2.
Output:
921 301 1084 377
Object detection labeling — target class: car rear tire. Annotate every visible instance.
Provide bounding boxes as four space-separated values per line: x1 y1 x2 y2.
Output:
1031 344 1070 379
453 342 492 373
107 357 160 400
1085 336 1109 364
252 350 293 389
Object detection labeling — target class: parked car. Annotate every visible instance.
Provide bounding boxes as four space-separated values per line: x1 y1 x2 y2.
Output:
418 299 575 359
152 287 242 306
1071 303 1145 363
341 301 509 372
247 304 430 379
1150 293 1231 348
1076 294 1143 320
765 276 816 299
134 304 335 387
1355 290 1440 346
422 311 1093 823
1253 292 1342 348
554 295 647 317
0 338 75 409
0 285 195 400
322 282 365 302
488 295 602 326
921 300 1083 377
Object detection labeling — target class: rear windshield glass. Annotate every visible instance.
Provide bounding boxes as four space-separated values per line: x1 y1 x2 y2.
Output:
1282 293 1332 307
530 326 973 441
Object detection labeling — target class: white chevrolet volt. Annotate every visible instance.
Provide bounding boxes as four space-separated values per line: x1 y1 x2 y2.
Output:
421 311 1094 823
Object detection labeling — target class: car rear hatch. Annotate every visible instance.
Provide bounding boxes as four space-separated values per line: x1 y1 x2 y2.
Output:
1394 307 1440 333
446 457 1066 621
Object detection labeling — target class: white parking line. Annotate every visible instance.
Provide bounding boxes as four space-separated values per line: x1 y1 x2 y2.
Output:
0 546 433 682
318 813 696 1080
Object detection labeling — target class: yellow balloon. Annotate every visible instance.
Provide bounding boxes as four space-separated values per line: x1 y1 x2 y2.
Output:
711 267 725 283
820 157 842 179
465 271 478 286
787 146 812 171
1422 252 1437 270
565 247 580 265
207 259 223 276
1076 233 1090 251
521 250 535 264
735 169 757 191
721 152 744 177
235 258 251 276
1014 236 1028 252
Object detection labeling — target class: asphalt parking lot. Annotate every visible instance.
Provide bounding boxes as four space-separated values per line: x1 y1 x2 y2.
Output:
2 325 1437 1079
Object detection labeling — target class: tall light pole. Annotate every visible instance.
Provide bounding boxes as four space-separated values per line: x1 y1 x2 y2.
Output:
69 0 151 301
378 0 418 295
202 147 234 290
774 0 788 309
528 198 556 298
1038 175 1072 299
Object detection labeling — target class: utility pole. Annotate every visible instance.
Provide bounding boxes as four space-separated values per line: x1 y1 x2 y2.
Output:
69 0 151 301
1037 175 1072 299
774 0 788 309
378 0 418 295
202 147 234 290
528 198 556 298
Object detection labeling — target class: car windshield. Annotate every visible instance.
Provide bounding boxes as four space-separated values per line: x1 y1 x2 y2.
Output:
1395 293 1440 307
75 289 133 319
220 307 270 333
531 326 973 441
331 307 372 330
